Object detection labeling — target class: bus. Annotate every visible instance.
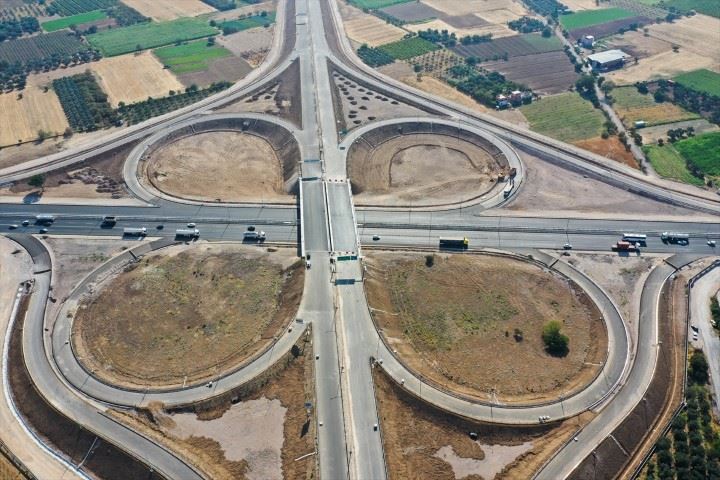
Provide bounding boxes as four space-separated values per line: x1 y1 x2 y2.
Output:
439 237 469 250
622 233 647 245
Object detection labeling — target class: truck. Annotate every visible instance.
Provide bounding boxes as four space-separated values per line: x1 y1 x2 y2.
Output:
612 241 637 252
175 228 200 239
503 181 514 198
243 231 266 242
509 167 517 178
661 232 689 244
123 227 147 237
439 237 469 250
35 214 55 224
102 216 117 226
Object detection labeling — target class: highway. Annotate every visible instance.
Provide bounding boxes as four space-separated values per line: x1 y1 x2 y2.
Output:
1 0 719 477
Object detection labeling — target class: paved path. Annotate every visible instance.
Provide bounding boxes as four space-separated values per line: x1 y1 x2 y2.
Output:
689 263 720 414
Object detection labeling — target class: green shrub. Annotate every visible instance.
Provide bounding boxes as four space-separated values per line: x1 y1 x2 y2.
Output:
541 320 569 357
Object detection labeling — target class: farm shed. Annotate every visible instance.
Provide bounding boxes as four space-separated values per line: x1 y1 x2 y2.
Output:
588 49 628 72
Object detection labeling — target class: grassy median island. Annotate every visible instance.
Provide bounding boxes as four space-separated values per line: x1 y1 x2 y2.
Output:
365 252 607 404
72 244 304 388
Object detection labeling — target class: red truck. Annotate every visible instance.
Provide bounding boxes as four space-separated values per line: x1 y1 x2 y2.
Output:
612 241 638 252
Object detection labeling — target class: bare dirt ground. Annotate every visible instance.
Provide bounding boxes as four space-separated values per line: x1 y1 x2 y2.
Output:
374 367 596 479
217 27 274 67
404 18 517 39
366 252 607 404
0 454 26 480
145 131 292 203
110 336 316 480
349 133 504 207
341 7 406 46
604 30 672 60
121 0 215 21
574 136 638 169
0 87 69 147
400 75 486 111
499 149 712 220
93 52 185 107
210 1 275 21
177 55 253 88
72 244 304 388
0 139 64 171
0 140 136 202
605 14 720 84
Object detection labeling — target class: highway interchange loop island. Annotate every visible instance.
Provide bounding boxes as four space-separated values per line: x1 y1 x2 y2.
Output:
1 0 719 479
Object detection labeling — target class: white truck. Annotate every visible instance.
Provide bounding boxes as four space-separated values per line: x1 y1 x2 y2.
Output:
123 227 147 237
35 214 56 224
176 228 200 239
243 231 266 242
661 232 689 244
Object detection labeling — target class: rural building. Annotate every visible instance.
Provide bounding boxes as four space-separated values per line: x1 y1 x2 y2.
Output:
588 50 628 72
580 35 595 48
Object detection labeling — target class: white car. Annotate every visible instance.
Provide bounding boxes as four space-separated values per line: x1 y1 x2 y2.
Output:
708 240 716 247
187 222 196 228
8 224 18 230
563 243 573 250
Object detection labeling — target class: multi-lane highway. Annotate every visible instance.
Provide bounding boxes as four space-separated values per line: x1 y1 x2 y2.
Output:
2 0 720 478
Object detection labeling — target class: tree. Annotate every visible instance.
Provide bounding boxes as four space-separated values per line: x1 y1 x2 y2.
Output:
689 350 709 385
28 174 45 191
542 320 569 356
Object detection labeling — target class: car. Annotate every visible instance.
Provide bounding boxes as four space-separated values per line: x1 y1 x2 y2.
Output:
372 235 381 241
8 224 18 230
708 240 716 247
187 223 196 228
156 225 164 230
247 225 256 231
306 260 312 269
22 220 29 226
39 228 48 233
563 243 572 250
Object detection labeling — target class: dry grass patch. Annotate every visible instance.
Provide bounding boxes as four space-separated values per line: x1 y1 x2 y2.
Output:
0 87 69 147
146 131 292 203
366 252 607 404
344 14 406 46
121 0 216 21
92 51 184 107
72 244 304 388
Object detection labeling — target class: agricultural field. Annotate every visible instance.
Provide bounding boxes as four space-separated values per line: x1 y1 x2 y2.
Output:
349 0 412 9
520 92 605 143
379 37 439 60
47 0 116 16
218 11 275 33
482 50 579 94
378 2 441 23
611 86 699 127
87 17 219 56
663 0 720 17
643 144 704 185
154 40 231 74
0 30 91 64
451 33 562 61
53 71 119 131
0 1 46 21
674 132 720 181
344 11 406 46
120 0 215 21
568 14 651 41
41 10 108 32
560 7 636 30
0 86 69 147
674 69 720 98
92 51 184 106
118 82 230 124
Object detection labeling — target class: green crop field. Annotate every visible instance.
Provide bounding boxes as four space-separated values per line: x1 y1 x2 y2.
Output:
379 37 439 60
643 144 704 186
42 10 108 31
664 0 720 18
349 0 412 9
559 8 635 30
87 17 218 56
520 92 605 143
219 12 276 32
674 69 720 97
154 40 231 74
674 132 720 179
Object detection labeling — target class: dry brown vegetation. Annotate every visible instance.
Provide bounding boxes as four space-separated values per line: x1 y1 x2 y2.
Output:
0 87 69 147
73 244 304 388
344 13 406 47
374 367 594 479
366 252 607 404
146 131 292 203
574 136 639 169
121 0 215 21
92 52 185 107
0 453 26 480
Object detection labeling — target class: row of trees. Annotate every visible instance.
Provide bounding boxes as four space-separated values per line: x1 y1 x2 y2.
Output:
635 80 720 125
445 64 528 107
0 48 101 91
417 29 457 48
357 44 393 67
53 71 120 131
508 16 545 34
0 16 39 42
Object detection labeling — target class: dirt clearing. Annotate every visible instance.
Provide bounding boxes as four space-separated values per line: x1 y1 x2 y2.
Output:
92 51 185 107
121 0 216 21
349 133 505 206
0 87 69 147
366 252 607 404
72 244 304 389
374 367 595 479
145 131 292 203
110 336 316 480
574 136 639 169
344 13 406 47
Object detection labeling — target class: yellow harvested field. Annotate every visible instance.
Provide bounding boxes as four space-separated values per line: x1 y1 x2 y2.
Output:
645 14 720 59
607 50 717 84
344 14 406 47
91 51 184 107
406 17 517 38
477 7 529 24
120 0 215 21
422 0 528 16
561 0 602 10
0 87 69 147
